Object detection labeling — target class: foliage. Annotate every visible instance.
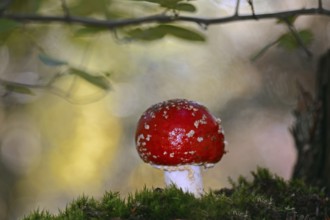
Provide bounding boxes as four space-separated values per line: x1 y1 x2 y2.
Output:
0 19 20 32
124 24 205 42
23 168 330 220
131 0 197 13
251 16 313 61
0 0 325 101
277 30 313 51
0 0 206 103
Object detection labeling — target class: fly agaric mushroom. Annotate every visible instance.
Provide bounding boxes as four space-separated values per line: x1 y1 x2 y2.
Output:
135 99 226 197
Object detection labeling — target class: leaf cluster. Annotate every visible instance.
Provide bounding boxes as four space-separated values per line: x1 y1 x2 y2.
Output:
0 0 205 101
132 0 196 13
74 23 205 42
23 168 330 220
124 24 205 42
1 0 205 43
252 16 314 61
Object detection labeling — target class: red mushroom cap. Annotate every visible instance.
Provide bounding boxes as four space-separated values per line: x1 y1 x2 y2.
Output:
135 99 225 166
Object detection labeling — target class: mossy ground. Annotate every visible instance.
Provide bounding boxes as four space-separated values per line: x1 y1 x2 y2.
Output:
24 168 329 220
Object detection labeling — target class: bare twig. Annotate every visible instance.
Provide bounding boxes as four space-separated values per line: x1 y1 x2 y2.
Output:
1 7 329 29
0 78 46 90
234 0 240 16
247 0 257 19
60 0 71 19
0 76 107 104
318 0 323 10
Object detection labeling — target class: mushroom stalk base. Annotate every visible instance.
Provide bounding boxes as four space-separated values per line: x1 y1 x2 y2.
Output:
163 165 203 197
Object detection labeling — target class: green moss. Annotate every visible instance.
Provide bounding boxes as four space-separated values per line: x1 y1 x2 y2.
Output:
23 168 329 220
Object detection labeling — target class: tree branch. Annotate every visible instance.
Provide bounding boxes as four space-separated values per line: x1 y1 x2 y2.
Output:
0 5 329 104
1 7 330 29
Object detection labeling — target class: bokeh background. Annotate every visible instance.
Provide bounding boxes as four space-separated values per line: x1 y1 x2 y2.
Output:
0 0 329 219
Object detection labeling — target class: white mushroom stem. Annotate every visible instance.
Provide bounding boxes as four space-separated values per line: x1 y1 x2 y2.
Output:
158 165 203 197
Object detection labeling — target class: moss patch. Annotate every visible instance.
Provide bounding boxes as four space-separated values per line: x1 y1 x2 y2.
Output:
23 168 329 220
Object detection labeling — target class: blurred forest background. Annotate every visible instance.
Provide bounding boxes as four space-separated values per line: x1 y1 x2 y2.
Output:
0 0 329 219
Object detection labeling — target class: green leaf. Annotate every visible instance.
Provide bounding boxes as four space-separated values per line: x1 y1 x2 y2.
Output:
298 30 314 45
38 54 68 66
7 0 43 13
278 33 296 50
160 0 183 7
74 26 109 37
158 25 205 41
69 68 111 90
126 24 205 42
0 19 20 33
32 0 43 13
5 84 34 95
125 27 166 41
133 0 182 5
132 0 163 3
70 0 112 17
159 0 196 12
276 15 298 25
132 0 196 12
277 30 313 50
174 3 196 12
